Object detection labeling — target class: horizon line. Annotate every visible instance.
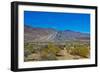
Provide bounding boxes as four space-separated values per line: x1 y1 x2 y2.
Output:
24 24 90 34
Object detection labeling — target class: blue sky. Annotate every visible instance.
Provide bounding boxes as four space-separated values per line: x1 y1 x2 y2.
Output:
24 11 90 33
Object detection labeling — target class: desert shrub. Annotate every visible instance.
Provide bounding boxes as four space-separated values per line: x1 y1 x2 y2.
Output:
40 42 61 60
24 48 31 57
65 42 75 53
77 45 89 58
70 44 90 58
40 50 57 60
47 43 61 54
24 43 35 57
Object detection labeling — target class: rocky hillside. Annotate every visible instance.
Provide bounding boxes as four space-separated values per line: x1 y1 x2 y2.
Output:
24 25 90 43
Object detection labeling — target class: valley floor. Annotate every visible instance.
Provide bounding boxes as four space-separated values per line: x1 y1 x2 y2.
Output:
24 41 90 62
24 48 89 62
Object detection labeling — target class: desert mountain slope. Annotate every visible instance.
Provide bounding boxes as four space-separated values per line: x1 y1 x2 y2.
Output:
24 25 90 43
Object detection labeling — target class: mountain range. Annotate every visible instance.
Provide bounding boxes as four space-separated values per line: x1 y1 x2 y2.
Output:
24 25 90 43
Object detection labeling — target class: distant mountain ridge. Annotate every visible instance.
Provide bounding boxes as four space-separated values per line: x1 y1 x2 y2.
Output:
24 25 90 43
